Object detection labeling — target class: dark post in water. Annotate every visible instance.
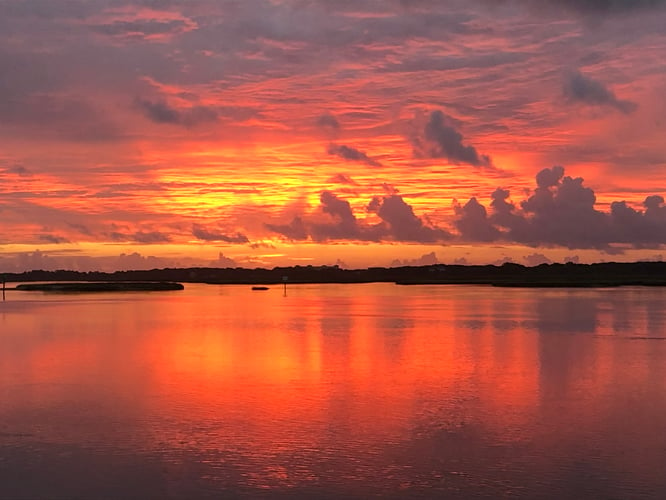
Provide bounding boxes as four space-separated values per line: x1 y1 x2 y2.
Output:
2 275 5 302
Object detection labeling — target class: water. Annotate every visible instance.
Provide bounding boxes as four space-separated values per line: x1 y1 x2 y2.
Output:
1 283 666 499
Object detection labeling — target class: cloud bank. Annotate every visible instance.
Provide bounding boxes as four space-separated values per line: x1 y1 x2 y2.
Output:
454 166 666 250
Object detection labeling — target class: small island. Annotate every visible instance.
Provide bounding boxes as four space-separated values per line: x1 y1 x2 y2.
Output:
15 282 184 292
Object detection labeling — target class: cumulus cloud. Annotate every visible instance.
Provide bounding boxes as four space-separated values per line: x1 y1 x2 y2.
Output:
114 251 173 270
454 197 500 242
494 256 515 265
14 250 57 272
411 110 493 168
454 165 666 250
523 253 553 266
210 252 237 268
391 251 439 267
311 190 362 241
563 71 637 114
192 224 249 243
0 250 182 273
372 194 451 242
519 167 609 247
327 143 382 167
266 190 450 243
609 195 666 244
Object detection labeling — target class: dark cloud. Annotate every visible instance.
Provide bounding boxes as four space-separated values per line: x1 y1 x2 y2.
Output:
67 222 92 236
609 196 666 245
264 216 309 241
132 231 172 243
489 188 526 232
545 0 666 14
1 165 31 176
327 143 381 167
487 0 666 17
519 168 609 248
110 231 172 243
0 89 119 141
249 241 275 249
454 197 501 242
563 71 637 114
192 224 249 243
371 194 452 242
411 110 493 168
134 98 219 127
136 98 180 124
38 234 70 244
311 191 361 241
316 114 340 131
320 191 355 224
535 165 565 188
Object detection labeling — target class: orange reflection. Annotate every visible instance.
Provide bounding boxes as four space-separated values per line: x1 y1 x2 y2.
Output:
2 285 666 494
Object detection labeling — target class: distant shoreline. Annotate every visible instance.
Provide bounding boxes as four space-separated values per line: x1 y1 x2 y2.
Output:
4 261 666 289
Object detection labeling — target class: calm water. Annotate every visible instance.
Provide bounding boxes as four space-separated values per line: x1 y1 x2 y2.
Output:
1 283 666 499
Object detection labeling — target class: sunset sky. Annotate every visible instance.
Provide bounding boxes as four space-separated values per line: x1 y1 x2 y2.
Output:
2 0 666 272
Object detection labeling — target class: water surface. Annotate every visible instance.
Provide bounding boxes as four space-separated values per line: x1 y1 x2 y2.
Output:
1 284 665 498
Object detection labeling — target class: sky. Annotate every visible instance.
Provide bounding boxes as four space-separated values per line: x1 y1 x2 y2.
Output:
2 0 666 272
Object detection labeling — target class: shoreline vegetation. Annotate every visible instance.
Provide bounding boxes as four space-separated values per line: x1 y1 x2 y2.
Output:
3 261 666 289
